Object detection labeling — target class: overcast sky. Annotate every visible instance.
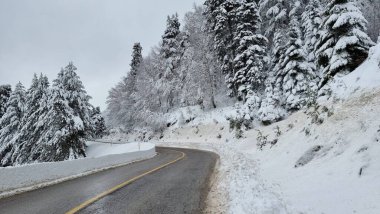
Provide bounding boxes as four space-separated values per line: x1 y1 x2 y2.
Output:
0 0 203 110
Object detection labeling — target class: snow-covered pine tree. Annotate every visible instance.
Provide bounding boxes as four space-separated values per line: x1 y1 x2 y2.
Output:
259 0 290 81
259 0 289 43
55 62 94 139
130 43 143 77
275 1 316 111
10 74 50 165
0 84 12 120
91 106 107 138
315 0 374 88
31 78 86 162
0 82 26 166
158 14 184 112
301 0 323 62
257 0 289 123
24 63 92 163
257 77 285 124
161 14 181 78
205 0 240 97
15 63 93 164
233 0 268 101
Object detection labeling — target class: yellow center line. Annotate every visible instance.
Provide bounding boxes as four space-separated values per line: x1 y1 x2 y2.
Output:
65 150 186 214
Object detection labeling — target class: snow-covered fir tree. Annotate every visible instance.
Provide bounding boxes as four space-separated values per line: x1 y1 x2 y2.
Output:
8 74 50 166
4 63 95 165
205 0 240 97
161 14 181 77
0 83 26 166
301 0 323 62
256 0 290 122
257 77 285 124
315 0 374 88
158 14 185 112
259 0 289 42
0 84 12 120
31 75 87 162
274 2 316 111
91 106 107 138
233 0 268 101
130 43 143 76
54 62 94 140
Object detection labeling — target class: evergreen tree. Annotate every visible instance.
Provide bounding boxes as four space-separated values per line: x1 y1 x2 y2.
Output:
258 33 287 123
161 14 181 78
257 0 290 123
275 5 316 111
158 14 185 112
31 80 86 162
23 63 92 163
259 0 290 77
0 84 12 120
91 106 107 138
161 14 181 59
301 0 323 62
258 78 285 124
9 74 50 165
0 83 26 166
56 63 94 138
130 43 143 76
233 0 268 100
11 63 93 165
315 0 374 88
205 0 240 97
259 0 289 42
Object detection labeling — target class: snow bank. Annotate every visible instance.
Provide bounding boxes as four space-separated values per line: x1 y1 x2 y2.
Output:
86 141 154 158
330 43 380 99
156 141 289 214
0 142 155 197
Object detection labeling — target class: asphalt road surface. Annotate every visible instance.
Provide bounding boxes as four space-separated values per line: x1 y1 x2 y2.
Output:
0 147 218 214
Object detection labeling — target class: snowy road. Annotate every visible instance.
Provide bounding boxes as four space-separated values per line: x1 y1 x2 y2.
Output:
0 147 218 214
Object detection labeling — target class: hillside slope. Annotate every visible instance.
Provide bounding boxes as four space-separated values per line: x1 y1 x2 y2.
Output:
155 44 380 213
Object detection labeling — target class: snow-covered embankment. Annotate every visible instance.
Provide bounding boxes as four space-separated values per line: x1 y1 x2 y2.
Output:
0 142 155 198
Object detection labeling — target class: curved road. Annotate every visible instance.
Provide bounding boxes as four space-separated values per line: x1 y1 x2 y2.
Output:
0 147 218 214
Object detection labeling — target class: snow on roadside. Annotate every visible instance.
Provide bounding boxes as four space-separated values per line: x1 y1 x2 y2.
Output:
86 141 154 158
0 142 155 197
156 141 290 214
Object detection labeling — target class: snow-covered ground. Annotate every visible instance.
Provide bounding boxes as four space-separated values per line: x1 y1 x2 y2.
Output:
0 142 155 198
125 44 380 214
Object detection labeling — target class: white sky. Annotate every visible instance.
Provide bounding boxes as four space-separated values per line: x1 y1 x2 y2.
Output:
0 0 203 110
